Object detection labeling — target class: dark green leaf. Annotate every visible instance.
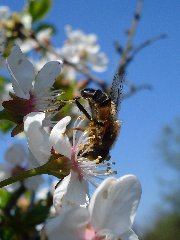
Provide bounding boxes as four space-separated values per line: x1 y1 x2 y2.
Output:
0 189 11 208
23 202 50 225
0 228 17 240
0 77 6 92
27 0 52 22
0 120 14 133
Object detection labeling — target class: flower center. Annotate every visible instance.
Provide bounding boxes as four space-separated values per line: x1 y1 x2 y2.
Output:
84 224 105 240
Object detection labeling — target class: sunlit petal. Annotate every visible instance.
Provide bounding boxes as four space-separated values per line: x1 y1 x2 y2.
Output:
33 60 62 97
53 171 89 213
24 112 51 165
44 207 89 240
89 175 142 236
7 45 35 99
50 116 71 159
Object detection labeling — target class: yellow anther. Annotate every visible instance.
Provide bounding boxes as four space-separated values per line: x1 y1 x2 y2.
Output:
96 159 100 164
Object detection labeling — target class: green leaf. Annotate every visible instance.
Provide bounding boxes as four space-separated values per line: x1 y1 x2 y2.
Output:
27 0 52 22
0 228 16 240
0 120 14 133
0 77 6 92
0 189 11 208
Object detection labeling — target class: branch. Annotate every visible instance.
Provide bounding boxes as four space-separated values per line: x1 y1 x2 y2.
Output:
0 166 46 188
0 157 68 188
122 83 153 100
129 33 167 62
117 0 143 76
25 31 108 91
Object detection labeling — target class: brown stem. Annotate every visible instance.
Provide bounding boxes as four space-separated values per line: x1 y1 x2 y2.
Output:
117 0 143 76
27 31 108 91
129 33 167 62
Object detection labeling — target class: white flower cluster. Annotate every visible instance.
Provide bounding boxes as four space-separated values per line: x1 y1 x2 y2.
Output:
0 6 108 77
0 46 141 240
0 143 43 192
60 25 108 72
30 25 108 80
0 6 52 54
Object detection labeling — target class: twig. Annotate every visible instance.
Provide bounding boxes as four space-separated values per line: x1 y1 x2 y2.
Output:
122 83 152 100
129 33 167 62
0 166 46 188
117 0 143 76
29 32 108 91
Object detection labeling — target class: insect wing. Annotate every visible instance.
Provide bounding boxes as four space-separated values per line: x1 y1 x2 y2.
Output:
110 73 124 116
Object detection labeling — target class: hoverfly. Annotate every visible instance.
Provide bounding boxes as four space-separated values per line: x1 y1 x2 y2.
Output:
74 73 124 161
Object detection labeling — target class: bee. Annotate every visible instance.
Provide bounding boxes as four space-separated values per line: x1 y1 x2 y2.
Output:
74 73 124 160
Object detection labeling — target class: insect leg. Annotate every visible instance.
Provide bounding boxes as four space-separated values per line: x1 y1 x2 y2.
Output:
74 98 92 121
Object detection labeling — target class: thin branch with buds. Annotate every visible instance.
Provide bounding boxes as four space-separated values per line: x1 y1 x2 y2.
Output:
17 0 166 99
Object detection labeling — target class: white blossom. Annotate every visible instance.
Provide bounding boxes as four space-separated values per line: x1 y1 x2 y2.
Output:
18 28 53 53
0 82 13 110
0 143 43 192
0 29 6 67
60 25 108 72
43 175 142 240
0 6 11 21
24 113 113 212
2 45 63 128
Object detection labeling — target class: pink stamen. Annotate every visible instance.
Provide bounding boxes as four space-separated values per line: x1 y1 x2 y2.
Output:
71 146 83 180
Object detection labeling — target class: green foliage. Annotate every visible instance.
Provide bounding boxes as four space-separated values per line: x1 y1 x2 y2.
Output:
0 228 17 240
158 118 180 171
0 77 6 92
0 189 11 208
143 118 180 240
143 213 180 240
0 187 52 239
27 0 52 22
0 120 14 133
23 200 50 225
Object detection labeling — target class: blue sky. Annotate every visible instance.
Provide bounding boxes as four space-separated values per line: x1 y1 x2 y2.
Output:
0 0 180 231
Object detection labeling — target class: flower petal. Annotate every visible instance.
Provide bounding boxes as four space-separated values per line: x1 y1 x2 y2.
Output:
53 171 89 213
0 163 20 192
24 112 51 165
43 207 89 240
33 60 63 97
25 175 43 191
121 229 139 240
7 45 35 99
50 116 72 159
0 163 10 181
5 143 26 165
89 175 142 236
89 52 108 72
